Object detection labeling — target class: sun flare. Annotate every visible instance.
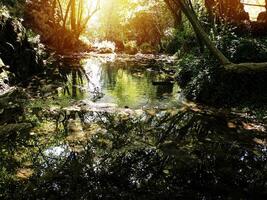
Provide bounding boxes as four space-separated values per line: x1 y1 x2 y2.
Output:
241 0 266 21
85 0 100 23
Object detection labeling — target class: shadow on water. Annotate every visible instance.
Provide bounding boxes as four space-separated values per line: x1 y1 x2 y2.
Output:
0 55 266 199
56 55 180 108
0 102 266 199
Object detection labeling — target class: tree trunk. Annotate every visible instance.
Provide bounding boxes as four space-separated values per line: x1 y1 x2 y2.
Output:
164 0 183 29
176 0 231 65
174 0 267 72
70 0 76 31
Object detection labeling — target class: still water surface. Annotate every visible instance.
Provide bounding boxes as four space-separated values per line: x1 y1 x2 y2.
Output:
57 54 180 108
0 54 266 199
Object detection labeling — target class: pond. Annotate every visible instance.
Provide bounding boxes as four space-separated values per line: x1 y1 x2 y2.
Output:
0 54 266 199
56 54 181 109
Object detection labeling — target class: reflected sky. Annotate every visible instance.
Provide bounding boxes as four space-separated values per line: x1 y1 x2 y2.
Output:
59 55 181 108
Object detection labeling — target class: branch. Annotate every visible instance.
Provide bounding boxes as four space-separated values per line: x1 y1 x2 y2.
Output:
56 0 64 22
224 62 267 73
79 0 100 34
63 0 72 29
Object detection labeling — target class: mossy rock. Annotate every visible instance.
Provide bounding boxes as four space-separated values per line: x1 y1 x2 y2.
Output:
0 8 44 81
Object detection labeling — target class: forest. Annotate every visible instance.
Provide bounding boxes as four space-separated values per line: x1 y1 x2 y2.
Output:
0 0 267 199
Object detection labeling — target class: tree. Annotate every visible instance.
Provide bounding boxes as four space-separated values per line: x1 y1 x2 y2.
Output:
169 0 267 72
25 0 100 50
64 0 100 38
204 0 249 22
164 0 183 28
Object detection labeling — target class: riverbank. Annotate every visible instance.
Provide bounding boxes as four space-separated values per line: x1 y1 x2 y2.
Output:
177 46 267 106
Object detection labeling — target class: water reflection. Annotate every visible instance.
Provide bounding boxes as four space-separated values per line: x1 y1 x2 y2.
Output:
58 64 88 99
1 55 266 199
57 55 180 108
0 105 266 199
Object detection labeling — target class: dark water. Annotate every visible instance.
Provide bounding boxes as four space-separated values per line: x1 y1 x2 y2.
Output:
56 55 180 108
0 55 266 199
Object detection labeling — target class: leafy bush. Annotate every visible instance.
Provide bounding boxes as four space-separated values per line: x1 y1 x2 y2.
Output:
211 25 267 63
163 27 198 55
0 0 25 16
124 40 138 55
177 52 267 105
139 42 157 54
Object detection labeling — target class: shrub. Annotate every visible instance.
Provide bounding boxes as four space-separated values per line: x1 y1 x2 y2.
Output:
124 40 138 55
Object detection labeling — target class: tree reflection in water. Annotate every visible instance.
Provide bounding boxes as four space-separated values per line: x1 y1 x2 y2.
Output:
57 59 89 99
0 104 266 199
56 56 180 108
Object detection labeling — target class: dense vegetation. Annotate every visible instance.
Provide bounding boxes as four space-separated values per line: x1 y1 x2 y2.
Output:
1 0 267 199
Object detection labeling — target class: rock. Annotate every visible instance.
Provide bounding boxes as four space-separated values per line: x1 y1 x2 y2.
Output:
0 10 45 81
0 61 12 96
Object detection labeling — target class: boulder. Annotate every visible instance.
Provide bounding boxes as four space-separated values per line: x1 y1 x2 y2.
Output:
0 10 44 81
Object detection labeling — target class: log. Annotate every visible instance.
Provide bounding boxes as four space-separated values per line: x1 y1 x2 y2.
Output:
224 62 267 73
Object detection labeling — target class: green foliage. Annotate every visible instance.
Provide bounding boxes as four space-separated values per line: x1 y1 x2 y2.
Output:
0 0 24 6
124 40 138 54
163 27 197 55
89 0 174 53
177 51 267 105
139 42 157 53
177 54 219 101
211 24 267 63
0 0 26 16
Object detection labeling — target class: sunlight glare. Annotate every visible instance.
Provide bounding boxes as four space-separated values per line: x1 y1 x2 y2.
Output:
85 0 100 26
241 0 266 21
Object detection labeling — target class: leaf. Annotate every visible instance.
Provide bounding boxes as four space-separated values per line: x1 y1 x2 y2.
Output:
227 122 237 129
